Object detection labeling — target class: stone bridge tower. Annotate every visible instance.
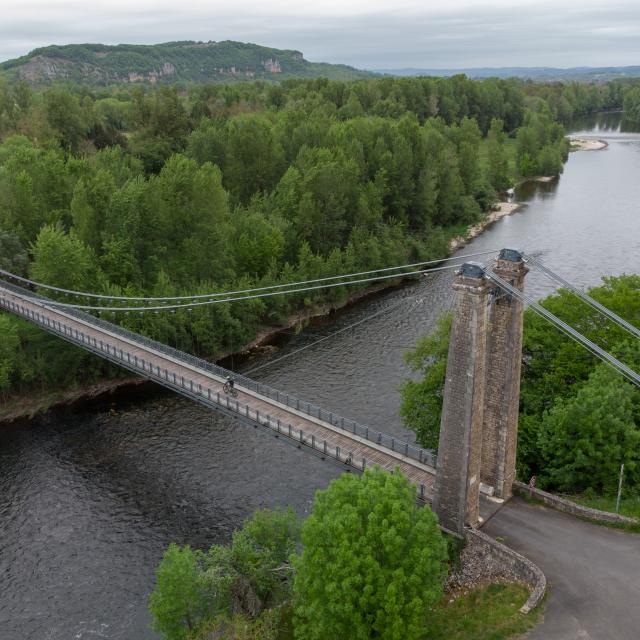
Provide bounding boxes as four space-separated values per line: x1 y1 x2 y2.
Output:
432 249 528 535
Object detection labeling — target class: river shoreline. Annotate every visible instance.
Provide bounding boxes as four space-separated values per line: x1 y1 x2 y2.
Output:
568 137 608 151
0 200 521 425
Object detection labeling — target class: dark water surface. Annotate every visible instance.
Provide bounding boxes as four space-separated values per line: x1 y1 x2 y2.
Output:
1 113 639 639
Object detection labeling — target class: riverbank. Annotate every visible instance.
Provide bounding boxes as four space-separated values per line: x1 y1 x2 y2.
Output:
0 200 519 425
449 201 522 251
568 137 608 151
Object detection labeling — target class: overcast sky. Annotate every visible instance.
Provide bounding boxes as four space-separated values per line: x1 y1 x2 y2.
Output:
2 0 640 69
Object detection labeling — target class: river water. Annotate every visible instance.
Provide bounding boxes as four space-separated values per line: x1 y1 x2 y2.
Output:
1 113 639 640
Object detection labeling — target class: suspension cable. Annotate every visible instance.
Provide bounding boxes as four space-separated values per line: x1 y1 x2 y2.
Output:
484 268 640 387
0 249 499 303
7 263 463 313
524 253 640 340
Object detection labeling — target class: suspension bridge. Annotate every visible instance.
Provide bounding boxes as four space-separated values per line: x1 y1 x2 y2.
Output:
0 248 638 533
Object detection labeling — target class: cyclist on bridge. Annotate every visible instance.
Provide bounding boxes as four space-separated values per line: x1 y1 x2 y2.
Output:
224 374 237 397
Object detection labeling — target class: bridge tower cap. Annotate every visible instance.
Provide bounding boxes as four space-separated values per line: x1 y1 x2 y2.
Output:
459 262 485 278
498 248 523 262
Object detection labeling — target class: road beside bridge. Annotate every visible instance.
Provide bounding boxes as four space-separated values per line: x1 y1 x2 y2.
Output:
484 497 640 640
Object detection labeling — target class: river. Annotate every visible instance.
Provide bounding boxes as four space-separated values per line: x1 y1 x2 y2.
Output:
1 113 639 640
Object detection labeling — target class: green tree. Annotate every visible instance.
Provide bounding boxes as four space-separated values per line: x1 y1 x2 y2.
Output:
30 224 99 290
224 113 286 204
149 508 301 640
0 315 20 394
43 88 89 152
623 86 640 122
149 544 216 640
292 147 362 254
400 313 452 450
0 228 29 275
486 118 511 191
154 155 234 285
12 80 32 112
453 117 482 194
233 205 286 279
293 467 448 640
212 506 301 614
536 363 640 492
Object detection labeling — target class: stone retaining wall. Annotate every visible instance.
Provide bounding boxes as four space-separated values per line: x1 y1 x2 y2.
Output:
512 481 638 525
462 528 546 614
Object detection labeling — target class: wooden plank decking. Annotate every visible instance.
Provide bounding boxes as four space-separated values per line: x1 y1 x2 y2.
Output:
0 284 437 501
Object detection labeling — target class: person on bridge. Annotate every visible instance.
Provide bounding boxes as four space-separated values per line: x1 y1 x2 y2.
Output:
225 374 235 390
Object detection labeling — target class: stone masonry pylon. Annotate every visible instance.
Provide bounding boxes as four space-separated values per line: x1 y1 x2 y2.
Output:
432 263 490 535
481 248 528 499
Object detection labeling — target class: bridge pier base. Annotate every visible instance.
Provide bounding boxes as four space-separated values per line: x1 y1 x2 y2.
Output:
432 263 490 535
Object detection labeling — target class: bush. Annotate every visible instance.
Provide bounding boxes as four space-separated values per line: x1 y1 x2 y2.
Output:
292 467 448 640
149 544 218 640
537 364 640 492
149 508 301 640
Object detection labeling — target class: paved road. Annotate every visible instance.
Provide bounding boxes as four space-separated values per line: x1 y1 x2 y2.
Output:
484 497 640 640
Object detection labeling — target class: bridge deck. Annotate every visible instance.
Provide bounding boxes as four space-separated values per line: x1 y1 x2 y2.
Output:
0 284 437 500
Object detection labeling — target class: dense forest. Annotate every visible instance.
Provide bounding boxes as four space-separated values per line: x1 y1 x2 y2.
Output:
0 74 627 405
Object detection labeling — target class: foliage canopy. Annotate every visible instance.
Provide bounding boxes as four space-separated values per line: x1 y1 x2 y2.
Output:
292 467 448 640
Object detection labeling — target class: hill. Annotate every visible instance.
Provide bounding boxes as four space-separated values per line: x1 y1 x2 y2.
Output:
0 40 373 86
375 65 640 82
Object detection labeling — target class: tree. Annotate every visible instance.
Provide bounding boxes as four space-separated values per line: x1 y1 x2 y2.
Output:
400 313 451 450
453 117 482 193
224 113 286 204
30 224 99 291
293 467 448 640
216 506 301 614
0 228 29 275
12 80 32 112
149 509 301 640
486 118 511 191
149 544 216 640
43 88 89 152
623 86 640 122
233 205 286 279
536 363 640 492
293 147 361 254
0 315 20 394
154 155 234 285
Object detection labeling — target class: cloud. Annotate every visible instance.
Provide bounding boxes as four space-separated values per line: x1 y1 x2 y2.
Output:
1 0 640 69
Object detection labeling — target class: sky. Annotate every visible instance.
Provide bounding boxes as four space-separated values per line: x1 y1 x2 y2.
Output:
2 0 640 70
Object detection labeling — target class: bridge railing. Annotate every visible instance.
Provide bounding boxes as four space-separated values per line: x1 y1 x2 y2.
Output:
3 295 437 501
0 279 437 469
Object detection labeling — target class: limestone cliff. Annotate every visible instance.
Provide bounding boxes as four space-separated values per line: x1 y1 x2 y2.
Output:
0 41 372 86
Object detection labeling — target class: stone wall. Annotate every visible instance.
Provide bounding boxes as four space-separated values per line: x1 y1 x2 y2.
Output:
446 527 546 614
513 481 639 525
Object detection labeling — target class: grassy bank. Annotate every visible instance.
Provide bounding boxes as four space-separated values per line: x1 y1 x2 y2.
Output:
424 583 541 640
569 494 640 533
189 584 540 640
